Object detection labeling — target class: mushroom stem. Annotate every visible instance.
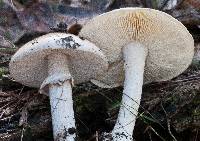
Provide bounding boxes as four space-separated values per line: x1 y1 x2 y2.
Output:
111 43 147 141
48 53 76 141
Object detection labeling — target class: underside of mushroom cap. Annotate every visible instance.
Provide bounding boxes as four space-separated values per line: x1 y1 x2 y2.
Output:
9 33 108 88
80 8 194 87
91 60 124 88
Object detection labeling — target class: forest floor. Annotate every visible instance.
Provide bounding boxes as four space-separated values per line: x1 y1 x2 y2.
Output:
0 0 200 141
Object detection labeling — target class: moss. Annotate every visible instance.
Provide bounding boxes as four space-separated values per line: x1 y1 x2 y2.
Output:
4 31 12 40
166 94 179 105
191 59 200 70
191 95 200 116
0 47 17 53
151 0 159 9
0 67 8 78
192 98 200 105
192 109 200 116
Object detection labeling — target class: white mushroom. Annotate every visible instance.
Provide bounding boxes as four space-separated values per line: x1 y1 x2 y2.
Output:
80 8 194 140
9 33 108 141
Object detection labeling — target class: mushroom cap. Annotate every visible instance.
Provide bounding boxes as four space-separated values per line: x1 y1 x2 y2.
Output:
80 8 194 88
91 60 124 88
9 33 108 88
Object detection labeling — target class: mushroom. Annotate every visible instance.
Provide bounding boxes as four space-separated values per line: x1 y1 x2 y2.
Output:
79 8 194 140
9 33 108 141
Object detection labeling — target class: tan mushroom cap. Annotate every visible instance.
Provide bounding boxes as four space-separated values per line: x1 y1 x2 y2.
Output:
9 33 108 88
80 8 194 87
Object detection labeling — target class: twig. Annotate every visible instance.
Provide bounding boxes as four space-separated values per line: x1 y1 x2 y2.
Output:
18 86 25 96
110 87 164 128
75 114 90 132
103 0 116 10
195 129 199 141
149 126 166 141
159 0 170 10
0 101 13 112
2 0 17 11
147 130 153 141
0 92 11 97
19 107 28 126
20 127 25 141
96 131 98 141
0 109 6 118
3 35 16 48
0 113 18 121
96 86 165 131
161 102 177 141
123 92 164 128
144 126 165 141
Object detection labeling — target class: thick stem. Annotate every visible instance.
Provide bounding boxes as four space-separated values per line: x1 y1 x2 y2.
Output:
111 43 147 141
48 53 76 141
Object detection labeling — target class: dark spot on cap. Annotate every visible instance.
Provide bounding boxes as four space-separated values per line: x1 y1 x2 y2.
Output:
57 36 80 49
68 127 76 135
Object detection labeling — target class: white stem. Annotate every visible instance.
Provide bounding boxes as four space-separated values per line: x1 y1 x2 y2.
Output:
48 53 76 141
111 43 147 141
